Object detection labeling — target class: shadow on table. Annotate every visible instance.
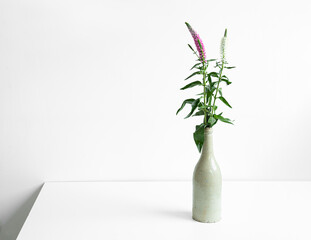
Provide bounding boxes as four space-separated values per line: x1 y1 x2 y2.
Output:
0 184 43 240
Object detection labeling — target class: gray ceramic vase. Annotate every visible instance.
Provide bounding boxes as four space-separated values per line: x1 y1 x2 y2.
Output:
192 127 222 223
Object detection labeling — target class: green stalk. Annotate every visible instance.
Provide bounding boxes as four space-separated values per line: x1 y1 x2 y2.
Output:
202 62 207 125
197 40 208 126
211 61 224 116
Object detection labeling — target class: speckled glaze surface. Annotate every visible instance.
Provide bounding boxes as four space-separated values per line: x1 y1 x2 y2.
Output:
192 128 222 223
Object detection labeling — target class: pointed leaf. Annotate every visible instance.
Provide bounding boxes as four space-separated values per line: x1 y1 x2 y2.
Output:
214 114 234 124
188 44 195 53
206 85 216 98
211 105 218 112
190 63 201 70
185 98 200 119
221 76 232 85
185 71 201 80
222 79 232 85
176 98 195 115
209 72 219 78
180 81 202 90
218 96 232 108
198 104 208 110
207 74 212 85
207 116 216 125
193 124 205 152
211 118 219 127
192 110 205 116
218 88 223 96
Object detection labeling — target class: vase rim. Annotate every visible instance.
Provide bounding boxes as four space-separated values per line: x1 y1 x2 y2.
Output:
204 127 213 134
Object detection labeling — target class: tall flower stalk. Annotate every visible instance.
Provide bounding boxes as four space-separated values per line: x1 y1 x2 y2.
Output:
185 22 206 63
176 23 235 152
212 29 227 116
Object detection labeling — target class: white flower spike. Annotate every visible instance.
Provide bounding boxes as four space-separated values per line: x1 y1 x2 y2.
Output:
220 29 227 61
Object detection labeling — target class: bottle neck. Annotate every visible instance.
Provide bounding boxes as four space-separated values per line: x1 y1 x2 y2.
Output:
202 128 214 155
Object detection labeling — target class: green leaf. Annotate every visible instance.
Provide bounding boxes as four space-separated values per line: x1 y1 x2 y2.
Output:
185 71 201 80
207 74 212 85
192 110 205 116
188 44 195 53
193 124 205 152
211 105 218 112
198 104 208 110
209 72 219 78
208 113 220 127
206 85 216 98
180 81 202 90
207 116 216 126
206 59 217 62
176 98 194 115
221 77 232 85
225 66 236 69
185 98 200 119
218 96 232 108
218 88 223 96
222 79 232 85
214 114 234 124
211 118 219 127
190 63 201 70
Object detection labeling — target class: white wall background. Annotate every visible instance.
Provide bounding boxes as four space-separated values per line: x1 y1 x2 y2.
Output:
1 0 311 239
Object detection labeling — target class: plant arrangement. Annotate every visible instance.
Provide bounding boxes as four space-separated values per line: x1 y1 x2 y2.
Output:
176 22 235 152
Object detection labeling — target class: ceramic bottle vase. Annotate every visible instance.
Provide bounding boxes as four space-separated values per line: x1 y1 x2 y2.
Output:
192 127 222 223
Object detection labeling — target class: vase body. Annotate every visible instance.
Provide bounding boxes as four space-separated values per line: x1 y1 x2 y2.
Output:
192 128 222 223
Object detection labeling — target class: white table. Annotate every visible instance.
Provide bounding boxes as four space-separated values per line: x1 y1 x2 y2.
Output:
17 181 311 240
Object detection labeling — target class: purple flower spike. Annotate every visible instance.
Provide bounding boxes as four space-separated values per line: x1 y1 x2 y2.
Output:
185 22 206 63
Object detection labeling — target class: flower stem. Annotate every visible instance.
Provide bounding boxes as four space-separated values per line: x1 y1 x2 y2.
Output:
211 61 224 116
203 63 207 125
